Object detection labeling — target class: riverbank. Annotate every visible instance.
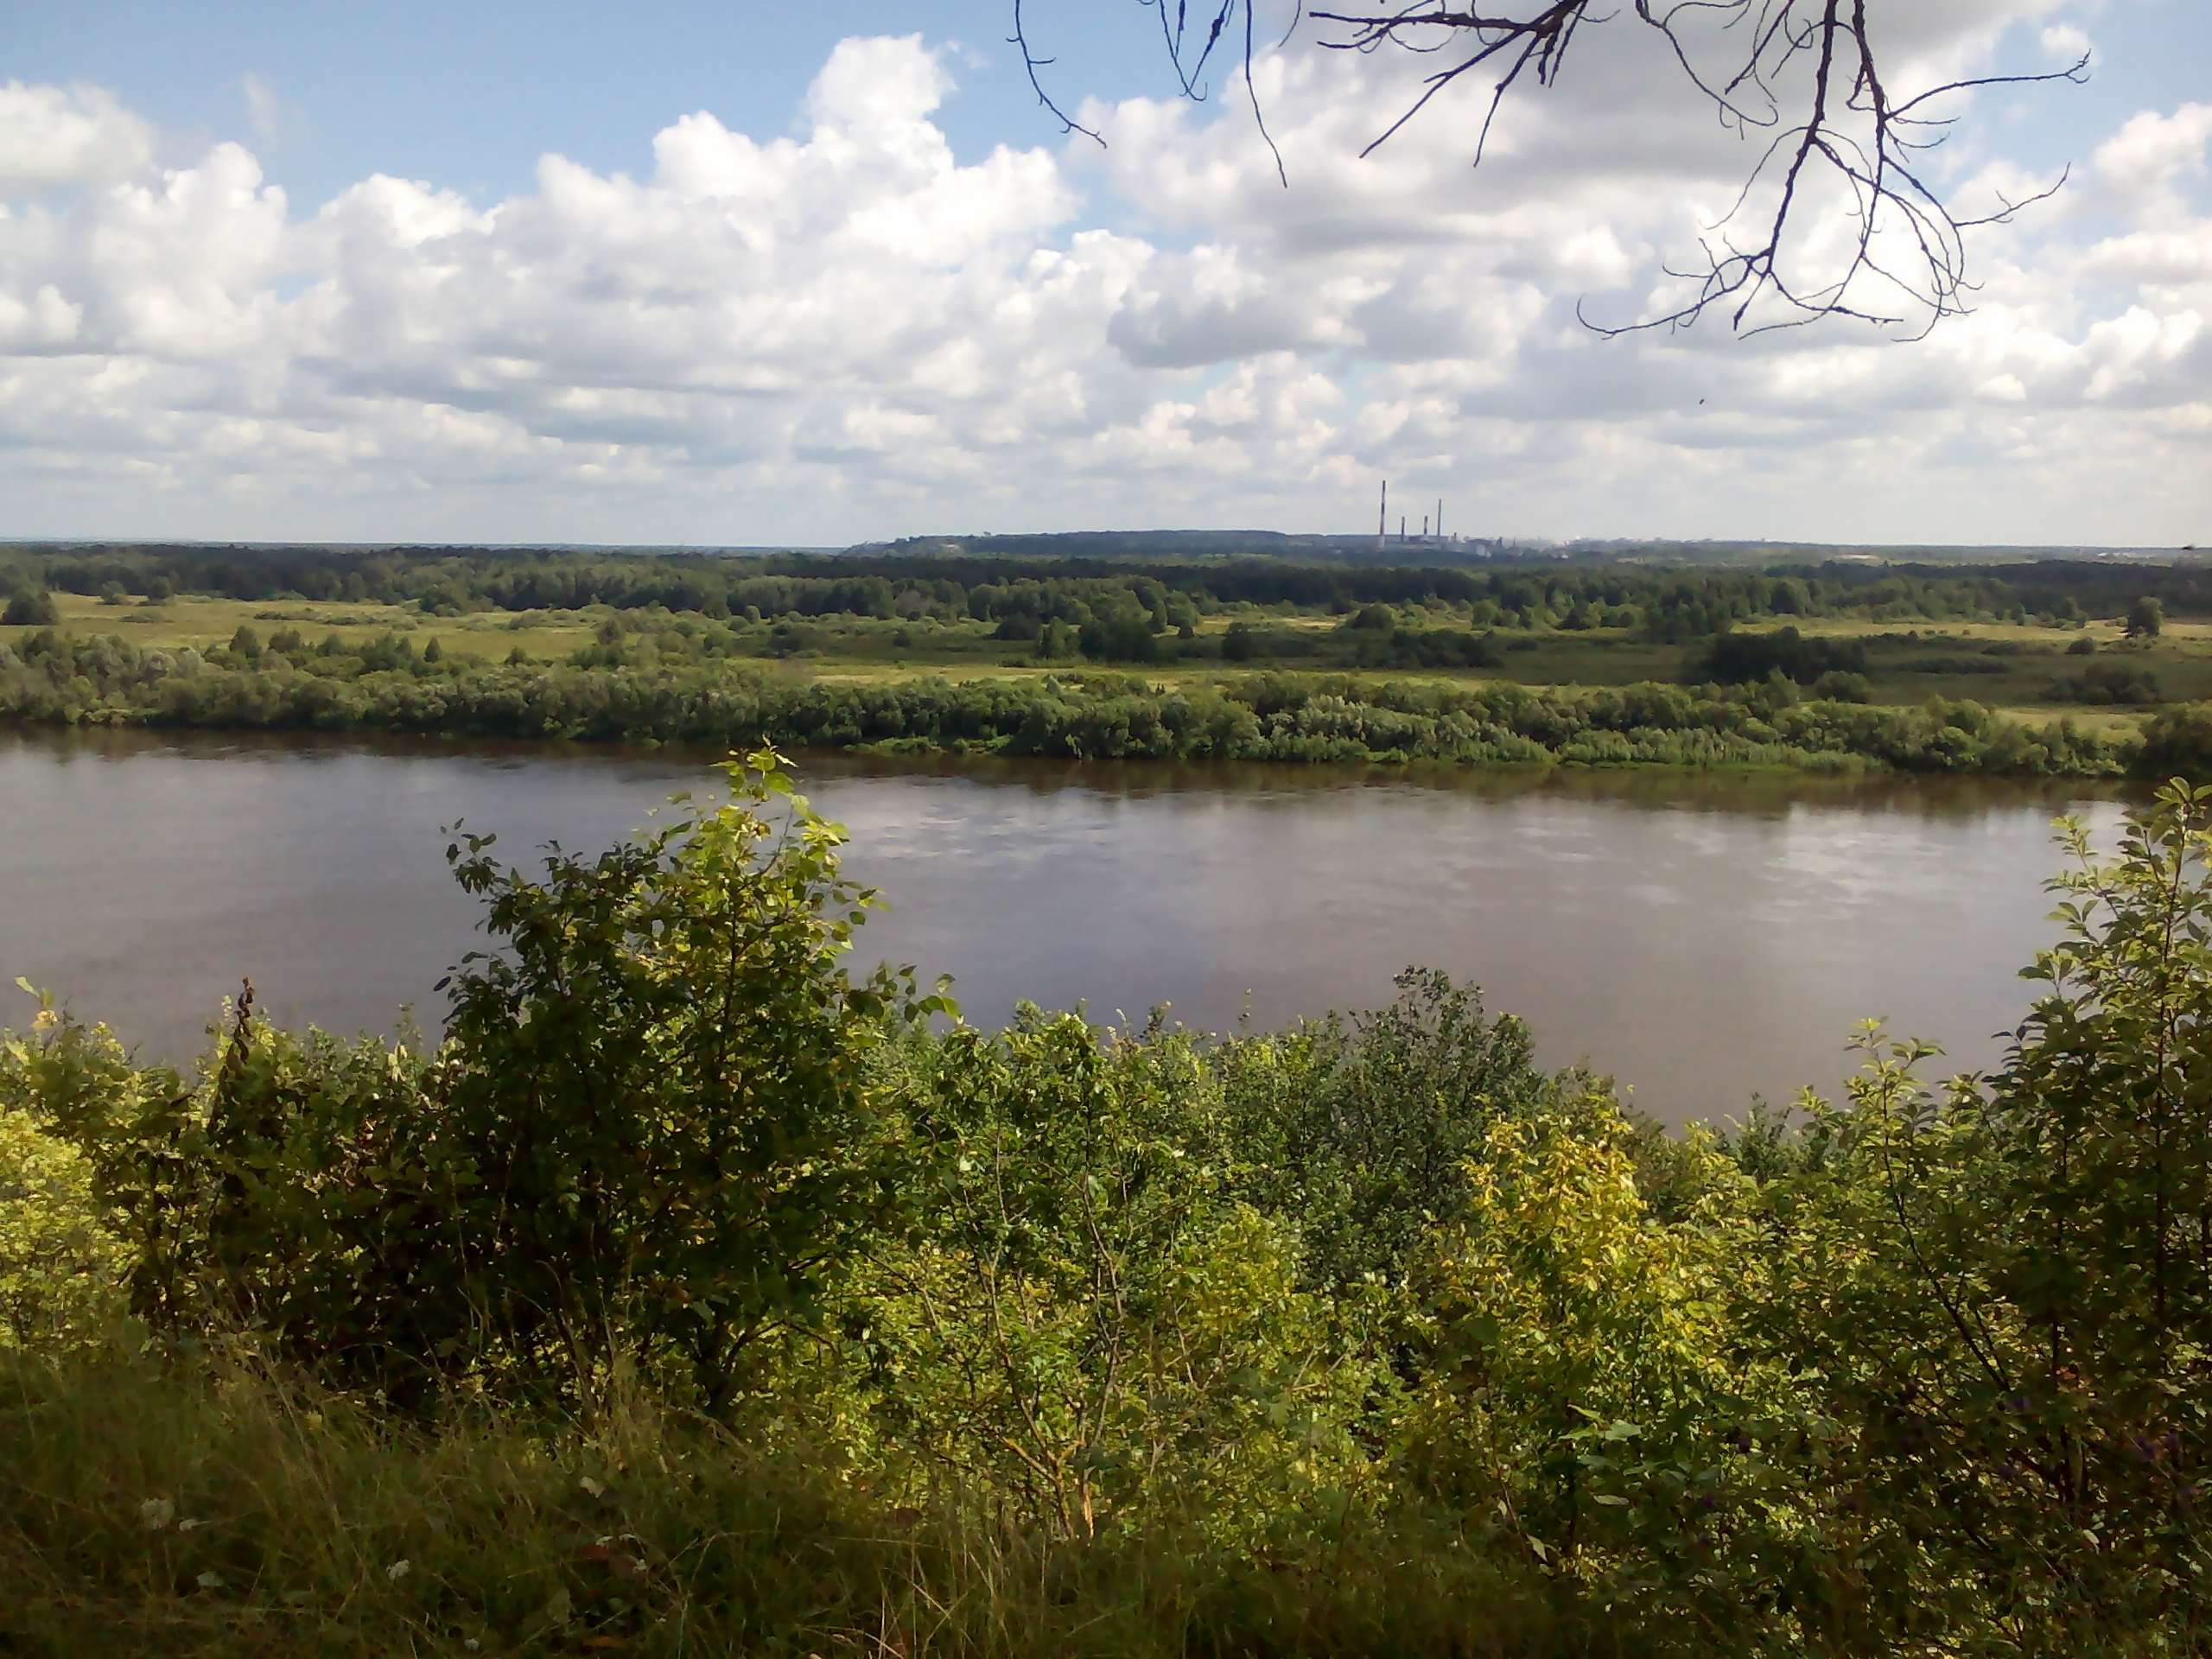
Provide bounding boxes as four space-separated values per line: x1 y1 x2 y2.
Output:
0 624 2153 776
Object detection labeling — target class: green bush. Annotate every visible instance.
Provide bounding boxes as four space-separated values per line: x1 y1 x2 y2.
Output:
1810 669 1873 702
3 588 60 627
852 1011 1384 1546
5 752 944 1410
0 1013 130 1352
2048 661 2163 704
0 626 2163 776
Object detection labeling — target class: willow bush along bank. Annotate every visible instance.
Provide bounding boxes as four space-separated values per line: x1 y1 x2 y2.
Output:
0 625 2146 775
6 753 2212 1652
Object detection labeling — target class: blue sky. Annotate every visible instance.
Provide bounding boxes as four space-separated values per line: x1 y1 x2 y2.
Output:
3 2 2208 544
13 2 2205 207
9 3 1184 206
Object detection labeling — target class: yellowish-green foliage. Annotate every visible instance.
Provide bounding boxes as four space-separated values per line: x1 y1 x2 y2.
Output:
1400 1105 1854 1633
1 988 145 1353
0 1074 128 1352
845 1015 1388 1549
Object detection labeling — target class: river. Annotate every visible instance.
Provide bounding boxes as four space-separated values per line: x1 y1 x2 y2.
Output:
0 728 2138 1125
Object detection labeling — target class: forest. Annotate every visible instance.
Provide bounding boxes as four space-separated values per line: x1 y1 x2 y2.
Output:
7 543 2212 779
7 541 2209 629
4 751 2210 1653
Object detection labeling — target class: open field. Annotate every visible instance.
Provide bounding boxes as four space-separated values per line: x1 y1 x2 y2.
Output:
4 593 591 664
9 545 2209 779
11 589 2209 734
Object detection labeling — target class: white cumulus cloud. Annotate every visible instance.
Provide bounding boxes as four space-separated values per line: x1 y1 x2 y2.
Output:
0 81 155 190
0 17 2207 547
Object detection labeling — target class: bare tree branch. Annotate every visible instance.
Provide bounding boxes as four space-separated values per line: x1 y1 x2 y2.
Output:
1015 0 2089 336
1011 0 1105 146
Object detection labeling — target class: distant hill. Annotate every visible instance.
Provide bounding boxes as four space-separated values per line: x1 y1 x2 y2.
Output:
1558 538 2202 565
855 535 2210 564
3 531 2197 569
849 530 2202 568
855 530 1512 566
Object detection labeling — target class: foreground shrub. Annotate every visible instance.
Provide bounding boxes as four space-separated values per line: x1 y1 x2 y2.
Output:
0 1014 129 1351
4 751 946 1410
850 1012 1389 1548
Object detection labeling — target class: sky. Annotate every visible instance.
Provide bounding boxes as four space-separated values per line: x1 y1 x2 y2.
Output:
3 1 2208 547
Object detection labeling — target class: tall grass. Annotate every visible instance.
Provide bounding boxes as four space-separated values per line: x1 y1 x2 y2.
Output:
0 1345 1597 1658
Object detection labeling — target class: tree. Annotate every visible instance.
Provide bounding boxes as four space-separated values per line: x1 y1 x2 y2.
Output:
3 589 59 627
1020 2 2087 338
227 625 263 660
98 582 129 607
8 752 948 1408
1078 609 1162 664
1773 784 2212 1632
2126 595 2164 639
435 750 944 1407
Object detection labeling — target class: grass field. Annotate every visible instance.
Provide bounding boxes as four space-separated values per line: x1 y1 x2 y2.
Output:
5 594 590 663
9 590 2200 734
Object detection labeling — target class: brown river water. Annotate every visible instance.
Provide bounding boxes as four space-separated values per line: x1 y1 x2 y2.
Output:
0 727 2142 1125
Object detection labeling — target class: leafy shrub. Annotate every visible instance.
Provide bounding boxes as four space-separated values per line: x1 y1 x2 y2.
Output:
3 588 60 626
1694 626 1867 685
2046 662 2163 704
0 1010 130 1352
4 753 945 1409
852 1012 1382 1545
2142 702 2212 774
1218 969 1565 1294
1399 1100 1841 1631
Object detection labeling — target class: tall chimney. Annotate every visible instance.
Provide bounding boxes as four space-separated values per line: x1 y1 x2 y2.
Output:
1422 514 1430 539
1437 498 1444 540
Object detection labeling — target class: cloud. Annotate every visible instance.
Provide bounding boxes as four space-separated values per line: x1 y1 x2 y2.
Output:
2094 103 2212 199
2039 22 2092 60
241 73 304 146
0 81 155 189
0 18 2208 547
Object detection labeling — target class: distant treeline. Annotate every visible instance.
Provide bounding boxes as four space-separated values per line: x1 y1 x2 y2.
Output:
4 543 2207 638
0 622 2151 776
